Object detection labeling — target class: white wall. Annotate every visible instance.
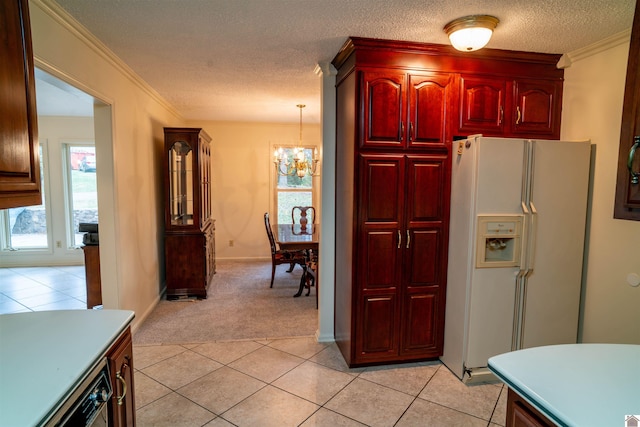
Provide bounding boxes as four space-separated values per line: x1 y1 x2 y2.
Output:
30 0 185 328
561 35 640 344
188 120 322 260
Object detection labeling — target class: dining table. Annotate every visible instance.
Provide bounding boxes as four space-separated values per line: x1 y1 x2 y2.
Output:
272 223 320 298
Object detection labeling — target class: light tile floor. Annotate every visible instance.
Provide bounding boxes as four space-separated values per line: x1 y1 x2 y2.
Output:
0 266 87 313
1 267 508 426
134 337 507 427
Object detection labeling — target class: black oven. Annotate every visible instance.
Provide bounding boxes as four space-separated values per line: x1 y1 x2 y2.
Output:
45 358 112 427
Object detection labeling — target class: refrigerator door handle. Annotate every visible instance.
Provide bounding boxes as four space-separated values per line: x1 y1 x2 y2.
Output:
527 202 538 273
520 201 530 270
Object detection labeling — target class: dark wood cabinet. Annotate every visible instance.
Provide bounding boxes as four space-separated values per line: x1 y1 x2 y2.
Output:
333 37 563 368
362 70 452 150
334 39 452 367
163 128 216 298
459 75 561 138
459 76 507 135
0 0 41 209
355 154 448 364
506 388 555 427
614 0 640 220
82 245 102 308
107 327 136 427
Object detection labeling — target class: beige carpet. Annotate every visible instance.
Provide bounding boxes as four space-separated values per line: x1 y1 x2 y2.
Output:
133 259 318 345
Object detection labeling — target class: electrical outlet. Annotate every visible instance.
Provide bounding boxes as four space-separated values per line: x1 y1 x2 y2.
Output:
56 241 62 248
228 240 234 247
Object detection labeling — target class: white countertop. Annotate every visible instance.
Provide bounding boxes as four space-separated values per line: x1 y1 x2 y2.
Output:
488 344 640 427
0 309 135 427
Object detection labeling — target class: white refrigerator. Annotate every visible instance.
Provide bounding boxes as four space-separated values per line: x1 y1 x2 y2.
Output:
441 135 591 383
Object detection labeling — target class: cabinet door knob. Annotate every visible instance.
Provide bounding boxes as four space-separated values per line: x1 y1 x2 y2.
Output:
516 106 521 125
397 230 402 249
629 136 640 184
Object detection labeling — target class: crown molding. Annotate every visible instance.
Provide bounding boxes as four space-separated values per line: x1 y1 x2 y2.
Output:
32 0 182 119
558 29 631 69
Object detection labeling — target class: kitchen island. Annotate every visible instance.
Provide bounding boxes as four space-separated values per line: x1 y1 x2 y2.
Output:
0 309 135 426
488 344 640 426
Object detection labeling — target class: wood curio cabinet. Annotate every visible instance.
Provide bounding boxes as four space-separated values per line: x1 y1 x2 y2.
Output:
332 37 564 367
163 128 216 299
0 0 42 209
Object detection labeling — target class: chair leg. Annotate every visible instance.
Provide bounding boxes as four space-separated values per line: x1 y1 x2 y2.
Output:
286 262 295 272
305 274 314 297
270 263 276 288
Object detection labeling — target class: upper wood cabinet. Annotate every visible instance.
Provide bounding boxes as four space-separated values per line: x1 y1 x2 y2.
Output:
459 75 562 139
0 0 41 209
614 0 640 220
511 79 562 137
459 76 507 135
362 70 452 150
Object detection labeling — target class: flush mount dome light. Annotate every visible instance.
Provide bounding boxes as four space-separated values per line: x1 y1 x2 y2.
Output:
444 15 499 52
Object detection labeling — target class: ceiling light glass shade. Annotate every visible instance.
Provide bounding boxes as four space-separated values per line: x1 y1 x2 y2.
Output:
444 15 499 52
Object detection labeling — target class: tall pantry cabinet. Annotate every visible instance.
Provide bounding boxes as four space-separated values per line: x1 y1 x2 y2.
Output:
332 37 564 367
333 40 453 366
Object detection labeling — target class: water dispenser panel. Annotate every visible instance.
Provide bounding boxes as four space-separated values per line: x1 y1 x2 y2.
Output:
476 215 523 268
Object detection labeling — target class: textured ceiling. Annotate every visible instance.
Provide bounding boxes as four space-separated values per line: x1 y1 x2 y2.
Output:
48 0 636 123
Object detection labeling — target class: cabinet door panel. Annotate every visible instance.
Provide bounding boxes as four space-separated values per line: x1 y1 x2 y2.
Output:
357 293 398 357
362 71 405 148
358 155 404 291
361 230 399 289
107 328 136 427
0 0 41 209
409 73 451 148
359 155 404 223
406 156 447 221
406 229 441 286
459 76 506 135
401 291 439 354
512 79 560 137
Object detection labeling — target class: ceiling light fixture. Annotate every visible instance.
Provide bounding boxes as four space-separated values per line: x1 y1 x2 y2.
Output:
274 104 319 178
444 15 499 52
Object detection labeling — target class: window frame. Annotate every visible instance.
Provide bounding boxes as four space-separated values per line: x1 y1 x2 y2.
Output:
0 140 52 252
272 144 319 225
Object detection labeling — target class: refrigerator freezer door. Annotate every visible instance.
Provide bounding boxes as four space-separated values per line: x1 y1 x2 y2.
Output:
465 138 528 370
519 140 591 349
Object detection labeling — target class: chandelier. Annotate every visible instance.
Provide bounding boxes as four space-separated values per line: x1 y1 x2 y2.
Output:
273 104 319 178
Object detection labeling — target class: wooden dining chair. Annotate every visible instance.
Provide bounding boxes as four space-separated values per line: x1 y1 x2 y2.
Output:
299 250 318 308
264 212 307 288
292 206 316 227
